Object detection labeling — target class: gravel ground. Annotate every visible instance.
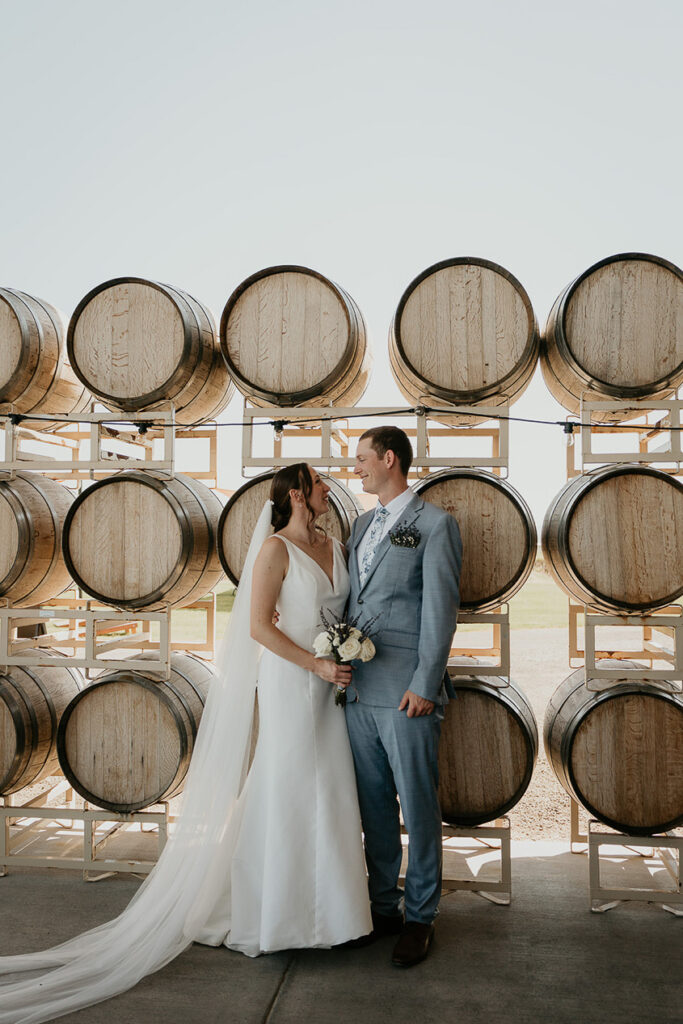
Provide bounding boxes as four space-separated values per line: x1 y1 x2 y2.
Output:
504 627 574 840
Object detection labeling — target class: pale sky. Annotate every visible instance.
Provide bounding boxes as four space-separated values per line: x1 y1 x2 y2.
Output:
1 0 681 524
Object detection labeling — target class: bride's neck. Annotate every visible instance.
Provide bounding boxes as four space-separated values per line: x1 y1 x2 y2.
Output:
281 507 322 546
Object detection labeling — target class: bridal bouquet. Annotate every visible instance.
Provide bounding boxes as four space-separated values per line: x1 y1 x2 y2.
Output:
313 609 379 707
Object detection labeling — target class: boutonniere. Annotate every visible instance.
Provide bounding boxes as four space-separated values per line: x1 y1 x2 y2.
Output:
389 515 421 548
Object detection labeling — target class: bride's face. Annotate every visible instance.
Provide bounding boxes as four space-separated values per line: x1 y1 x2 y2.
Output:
305 467 330 517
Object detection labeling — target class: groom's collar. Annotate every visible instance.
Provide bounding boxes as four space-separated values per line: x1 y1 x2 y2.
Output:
353 490 424 549
377 486 414 519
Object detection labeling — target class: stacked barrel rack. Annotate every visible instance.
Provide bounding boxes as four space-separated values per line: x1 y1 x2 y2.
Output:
0 255 681 910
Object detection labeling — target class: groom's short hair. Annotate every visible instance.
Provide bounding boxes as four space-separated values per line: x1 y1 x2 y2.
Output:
360 426 413 476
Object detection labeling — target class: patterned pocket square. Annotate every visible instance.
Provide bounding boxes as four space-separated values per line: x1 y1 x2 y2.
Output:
389 521 421 548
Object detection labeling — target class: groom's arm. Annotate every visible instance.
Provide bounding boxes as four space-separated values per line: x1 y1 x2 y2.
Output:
407 514 462 705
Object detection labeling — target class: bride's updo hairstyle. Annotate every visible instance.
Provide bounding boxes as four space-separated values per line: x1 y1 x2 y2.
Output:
270 463 315 532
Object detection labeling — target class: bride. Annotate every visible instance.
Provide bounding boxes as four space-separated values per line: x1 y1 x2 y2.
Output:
0 463 372 1023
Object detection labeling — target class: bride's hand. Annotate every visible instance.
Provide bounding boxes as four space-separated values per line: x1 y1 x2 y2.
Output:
314 659 353 687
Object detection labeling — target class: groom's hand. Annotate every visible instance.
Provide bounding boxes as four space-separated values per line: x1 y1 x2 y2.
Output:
398 690 434 717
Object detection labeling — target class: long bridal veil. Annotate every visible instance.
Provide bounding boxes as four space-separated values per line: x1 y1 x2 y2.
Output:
0 502 274 1024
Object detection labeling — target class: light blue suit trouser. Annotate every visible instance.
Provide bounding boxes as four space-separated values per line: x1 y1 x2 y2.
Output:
345 702 443 924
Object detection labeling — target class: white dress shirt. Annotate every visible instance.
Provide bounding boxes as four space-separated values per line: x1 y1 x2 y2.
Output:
355 487 415 569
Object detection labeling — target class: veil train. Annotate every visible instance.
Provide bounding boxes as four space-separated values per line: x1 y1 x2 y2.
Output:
0 502 274 1024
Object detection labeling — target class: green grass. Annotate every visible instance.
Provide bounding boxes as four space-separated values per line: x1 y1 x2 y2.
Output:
508 566 569 629
172 568 570 646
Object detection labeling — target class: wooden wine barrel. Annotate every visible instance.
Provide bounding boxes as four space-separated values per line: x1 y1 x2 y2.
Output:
544 664 683 835
389 258 539 425
67 278 234 425
0 657 83 795
57 652 216 812
0 471 74 606
541 253 683 422
218 472 362 584
0 288 90 429
62 471 224 609
439 664 538 825
542 465 683 613
414 469 536 611
220 266 371 407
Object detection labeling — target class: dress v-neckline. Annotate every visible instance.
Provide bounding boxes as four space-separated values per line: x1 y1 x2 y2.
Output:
277 535 337 589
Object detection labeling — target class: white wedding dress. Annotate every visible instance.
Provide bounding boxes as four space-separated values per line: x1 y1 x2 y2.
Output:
0 506 371 1023
196 535 371 954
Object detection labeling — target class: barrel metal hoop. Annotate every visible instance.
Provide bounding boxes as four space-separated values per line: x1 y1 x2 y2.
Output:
15 663 59 785
553 466 683 613
0 475 32 594
562 684 683 835
391 257 539 402
57 674 188 812
17 290 65 406
62 472 194 609
414 468 537 610
551 252 683 396
11 473 60 607
217 471 275 584
442 678 538 827
219 265 357 405
0 289 39 403
0 677 33 793
175 474 216 587
66 277 200 408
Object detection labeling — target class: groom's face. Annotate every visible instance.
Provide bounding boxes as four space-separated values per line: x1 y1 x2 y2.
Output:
354 438 387 495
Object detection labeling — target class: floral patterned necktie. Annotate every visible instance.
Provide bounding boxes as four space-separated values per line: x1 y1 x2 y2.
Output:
359 505 389 586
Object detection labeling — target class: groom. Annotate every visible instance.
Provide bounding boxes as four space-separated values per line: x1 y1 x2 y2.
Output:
345 426 462 967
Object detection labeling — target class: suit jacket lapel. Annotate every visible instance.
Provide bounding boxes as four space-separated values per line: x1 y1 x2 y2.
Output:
358 494 424 593
351 511 374 590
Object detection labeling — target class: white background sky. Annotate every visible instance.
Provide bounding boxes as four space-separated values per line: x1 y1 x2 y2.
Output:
1 0 681 525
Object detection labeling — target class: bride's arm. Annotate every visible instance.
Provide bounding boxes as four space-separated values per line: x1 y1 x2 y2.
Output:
250 537 352 688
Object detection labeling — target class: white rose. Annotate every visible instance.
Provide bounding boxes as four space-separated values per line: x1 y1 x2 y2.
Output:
337 636 362 661
359 637 376 662
349 627 363 640
313 632 333 657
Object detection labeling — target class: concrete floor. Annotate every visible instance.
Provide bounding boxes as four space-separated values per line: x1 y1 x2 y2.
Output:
1 840 680 1024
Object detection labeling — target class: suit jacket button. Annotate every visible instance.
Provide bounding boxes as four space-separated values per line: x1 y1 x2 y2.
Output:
358 598 364 604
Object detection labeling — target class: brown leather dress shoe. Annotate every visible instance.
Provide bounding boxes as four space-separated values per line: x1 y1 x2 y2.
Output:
391 922 435 967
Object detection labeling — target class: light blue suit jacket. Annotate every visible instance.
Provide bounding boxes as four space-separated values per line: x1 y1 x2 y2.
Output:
346 493 462 707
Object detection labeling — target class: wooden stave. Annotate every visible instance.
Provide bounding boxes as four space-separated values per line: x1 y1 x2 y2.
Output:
154 284 234 425
0 471 74 607
0 288 90 429
219 265 371 408
67 278 233 425
542 464 683 614
389 258 540 426
62 470 224 610
540 252 683 423
439 669 538 826
543 666 683 835
414 469 537 611
56 652 216 812
0 658 83 795
217 472 363 585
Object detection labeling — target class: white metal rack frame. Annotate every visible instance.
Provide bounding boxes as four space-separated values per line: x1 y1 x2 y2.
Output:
449 608 511 686
0 783 171 880
400 818 511 905
0 408 177 477
587 821 682 916
566 602 683 691
0 603 173 677
441 819 512 905
241 403 510 476
575 397 683 473
401 815 511 905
